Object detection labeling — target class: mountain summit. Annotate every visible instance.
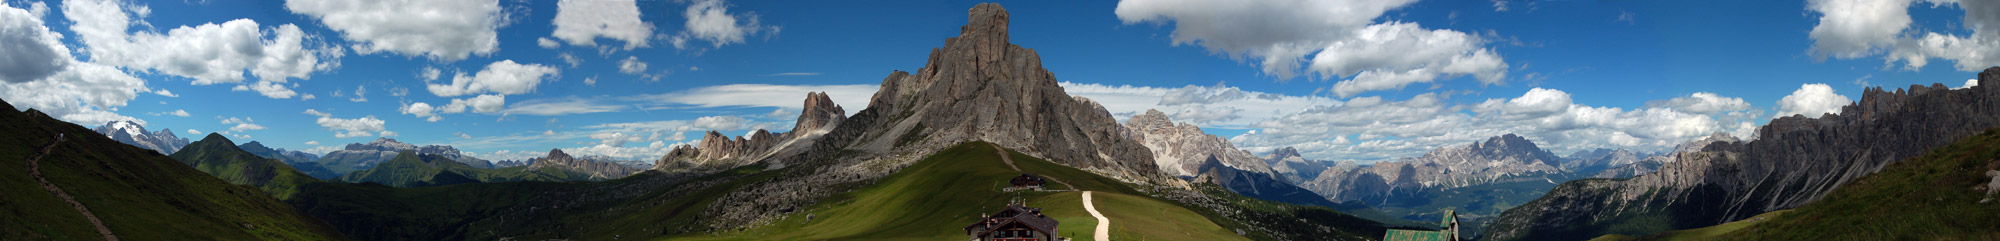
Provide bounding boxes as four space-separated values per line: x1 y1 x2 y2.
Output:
92 120 190 154
822 3 1171 184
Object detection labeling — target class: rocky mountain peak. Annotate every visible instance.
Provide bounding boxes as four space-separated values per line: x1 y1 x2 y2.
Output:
793 92 847 132
1266 147 1303 160
1466 133 1559 166
198 132 233 145
825 2 1171 185
547 148 571 160
1126 109 1176 130
94 120 191 154
241 140 269 150
1123 108 1275 178
961 3 1009 49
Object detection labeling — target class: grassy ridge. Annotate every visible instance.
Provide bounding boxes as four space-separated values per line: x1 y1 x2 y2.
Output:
170 133 322 199
0 102 346 240
664 142 1247 241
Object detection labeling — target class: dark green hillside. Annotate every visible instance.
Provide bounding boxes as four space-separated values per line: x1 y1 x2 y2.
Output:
0 99 346 240
170 134 322 199
1617 128 2000 241
336 151 591 188
638 142 1249 240
287 141 1389 241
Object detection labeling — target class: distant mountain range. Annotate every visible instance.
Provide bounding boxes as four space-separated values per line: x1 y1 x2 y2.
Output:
313 138 492 175
1483 69 2000 241
92 120 189 155
527 149 642 180
238 140 339 180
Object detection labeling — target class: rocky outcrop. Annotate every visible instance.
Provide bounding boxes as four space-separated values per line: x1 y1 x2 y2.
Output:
654 92 844 171
1483 68 2000 241
93 120 190 155
794 91 846 133
1305 134 1565 202
1192 155 1346 208
799 3 1171 184
689 3 1177 230
528 149 642 180
1124 109 1274 177
1561 149 1642 176
1264 147 1330 183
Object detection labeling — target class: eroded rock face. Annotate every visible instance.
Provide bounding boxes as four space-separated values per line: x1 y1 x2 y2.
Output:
794 91 847 133
1305 134 1566 202
689 3 1178 230
654 92 844 171
1124 109 1274 177
819 2 1170 185
1262 147 1331 184
1484 68 2000 241
528 149 641 180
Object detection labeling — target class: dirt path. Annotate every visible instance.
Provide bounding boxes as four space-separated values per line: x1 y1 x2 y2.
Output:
989 143 1079 190
991 143 1021 171
1082 191 1110 241
26 134 119 241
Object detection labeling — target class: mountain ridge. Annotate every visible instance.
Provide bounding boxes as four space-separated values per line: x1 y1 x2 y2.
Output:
1483 68 2000 241
92 120 190 155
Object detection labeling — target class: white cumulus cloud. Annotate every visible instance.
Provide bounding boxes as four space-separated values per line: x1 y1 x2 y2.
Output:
305 109 390 138
64 0 339 99
0 2 149 125
1775 83 1853 119
285 0 504 61
1807 0 2000 71
552 0 653 50
426 60 559 97
1115 0 1508 97
690 115 749 131
669 0 778 51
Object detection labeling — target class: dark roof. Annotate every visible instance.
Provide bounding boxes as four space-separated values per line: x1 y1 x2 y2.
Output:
964 204 1060 236
1010 174 1045 186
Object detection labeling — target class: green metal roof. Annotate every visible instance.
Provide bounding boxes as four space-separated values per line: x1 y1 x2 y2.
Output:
1383 229 1451 241
1441 210 1456 226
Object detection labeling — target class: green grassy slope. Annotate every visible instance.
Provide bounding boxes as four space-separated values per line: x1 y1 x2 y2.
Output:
0 100 346 240
286 141 1387 240
284 181 571 240
655 142 1247 241
1586 210 1791 241
1622 128 2000 241
170 133 322 199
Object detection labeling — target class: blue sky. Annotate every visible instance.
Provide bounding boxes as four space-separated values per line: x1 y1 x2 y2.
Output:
1 0 1991 163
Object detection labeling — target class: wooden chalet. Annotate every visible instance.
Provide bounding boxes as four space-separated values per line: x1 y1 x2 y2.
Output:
1007 174 1047 191
964 204 1062 241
